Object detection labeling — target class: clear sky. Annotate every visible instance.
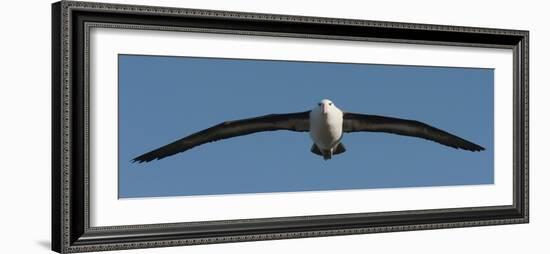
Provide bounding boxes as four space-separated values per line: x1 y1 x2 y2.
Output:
118 54 494 198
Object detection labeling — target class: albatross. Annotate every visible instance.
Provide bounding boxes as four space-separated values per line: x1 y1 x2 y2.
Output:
132 99 484 163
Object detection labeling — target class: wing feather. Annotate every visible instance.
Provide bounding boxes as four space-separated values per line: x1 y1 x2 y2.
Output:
343 113 484 152
132 111 310 163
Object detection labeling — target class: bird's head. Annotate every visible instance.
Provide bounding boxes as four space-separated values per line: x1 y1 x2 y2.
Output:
317 99 336 115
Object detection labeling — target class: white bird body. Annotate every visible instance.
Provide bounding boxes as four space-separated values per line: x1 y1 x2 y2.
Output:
309 99 344 159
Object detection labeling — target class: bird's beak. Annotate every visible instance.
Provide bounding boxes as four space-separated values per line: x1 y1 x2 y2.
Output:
322 104 328 114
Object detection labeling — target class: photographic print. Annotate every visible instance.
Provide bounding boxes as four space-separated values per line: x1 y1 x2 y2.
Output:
119 55 493 198
52 1 527 252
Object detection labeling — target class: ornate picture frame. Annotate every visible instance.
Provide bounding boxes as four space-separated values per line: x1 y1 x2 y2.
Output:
52 1 528 253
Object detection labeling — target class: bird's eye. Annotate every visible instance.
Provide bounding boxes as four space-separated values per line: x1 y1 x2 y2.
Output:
329 103 332 106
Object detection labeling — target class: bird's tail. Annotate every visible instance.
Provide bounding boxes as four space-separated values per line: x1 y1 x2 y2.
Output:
310 143 346 160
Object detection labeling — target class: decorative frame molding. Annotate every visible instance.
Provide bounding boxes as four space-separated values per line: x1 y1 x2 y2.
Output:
52 1 529 253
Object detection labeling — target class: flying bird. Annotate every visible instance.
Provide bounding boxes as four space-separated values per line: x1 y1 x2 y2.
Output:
132 99 484 163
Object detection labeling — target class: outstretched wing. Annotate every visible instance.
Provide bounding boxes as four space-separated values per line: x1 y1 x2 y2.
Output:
343 113 484 152
132 111 311 163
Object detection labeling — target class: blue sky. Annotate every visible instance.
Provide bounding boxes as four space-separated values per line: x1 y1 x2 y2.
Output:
118 54 494 198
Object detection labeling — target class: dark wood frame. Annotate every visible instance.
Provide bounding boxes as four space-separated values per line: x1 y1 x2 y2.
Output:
52 1 529 253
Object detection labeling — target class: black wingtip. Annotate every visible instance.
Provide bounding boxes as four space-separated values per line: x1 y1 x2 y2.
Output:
131 156 152 164
467 144 485 152
449 140 484 152
132 152 168 163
